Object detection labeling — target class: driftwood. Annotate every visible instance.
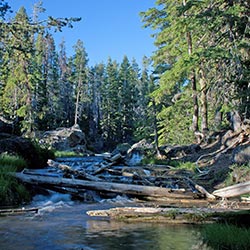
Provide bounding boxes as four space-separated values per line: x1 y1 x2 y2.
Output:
93 153 123 175
0 207 39 216
213 181 250 198
184 177 216 200
13 172 195 199
93 162 113 175
47 159 101 182
87 206 250 224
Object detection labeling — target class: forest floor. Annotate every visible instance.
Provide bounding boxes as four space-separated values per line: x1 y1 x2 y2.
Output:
178 133 250 193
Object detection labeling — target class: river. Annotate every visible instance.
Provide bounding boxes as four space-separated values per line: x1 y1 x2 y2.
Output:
0 156 212 249
0 192 212 250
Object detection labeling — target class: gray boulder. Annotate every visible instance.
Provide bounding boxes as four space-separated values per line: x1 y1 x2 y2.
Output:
40 124 86 152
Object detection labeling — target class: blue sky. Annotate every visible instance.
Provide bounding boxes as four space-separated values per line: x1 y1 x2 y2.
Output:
7 0 156 66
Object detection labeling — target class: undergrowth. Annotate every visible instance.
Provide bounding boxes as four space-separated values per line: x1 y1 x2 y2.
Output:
0 154 30 207
225 163 250 186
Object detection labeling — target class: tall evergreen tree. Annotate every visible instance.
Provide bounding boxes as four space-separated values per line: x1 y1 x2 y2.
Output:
100 58 120 148
118 56 137 142
88 63 105 142
69 39 89 126
1 7 36 133
58 39 74 127
134 56 156 141
0 1 80 131
141 0 250 145
34 33 59 130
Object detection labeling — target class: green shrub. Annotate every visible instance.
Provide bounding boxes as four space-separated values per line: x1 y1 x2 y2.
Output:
201 223 250 250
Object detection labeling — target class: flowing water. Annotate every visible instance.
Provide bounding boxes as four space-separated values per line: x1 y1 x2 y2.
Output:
0 194 211 250
0 156 212 250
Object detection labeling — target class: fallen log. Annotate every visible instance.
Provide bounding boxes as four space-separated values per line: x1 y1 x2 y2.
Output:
47 159 101 182
184 177 216 200
87 206 250 224
13 172 195 200
0 207 39 216
93 153 123 175
213 181 250 198
93 162 113 175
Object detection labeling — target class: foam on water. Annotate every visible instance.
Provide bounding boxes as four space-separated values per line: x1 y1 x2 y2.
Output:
100 194 135 204
31 192 74 216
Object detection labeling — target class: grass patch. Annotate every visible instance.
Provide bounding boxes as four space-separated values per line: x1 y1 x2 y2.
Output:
0 164 30 207
168 160 197 172
0 153 27 171
141 157 167 165
201 223 250 250
175 161 196 171
54 150 80 158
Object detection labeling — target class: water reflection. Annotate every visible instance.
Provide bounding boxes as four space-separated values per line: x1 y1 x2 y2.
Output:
0 203 211 250
81 220 209 250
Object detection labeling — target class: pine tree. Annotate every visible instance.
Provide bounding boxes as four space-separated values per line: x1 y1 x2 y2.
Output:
118 56 138 142
33 33 60 130
88 63 105 142
1 7 36 133
134 56 152 141
141 0 250 145
100 58 120 148
69 39 89 126
58 39 74 127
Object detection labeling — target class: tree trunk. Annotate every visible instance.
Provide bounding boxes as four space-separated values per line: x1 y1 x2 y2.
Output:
183 0 199 134
213 181 250 198
191 71 199 132
199 69 208 133
152 100 160 155
214 107 223 129
74 64 82 125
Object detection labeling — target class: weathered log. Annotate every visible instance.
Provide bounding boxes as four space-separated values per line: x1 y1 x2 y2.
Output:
184 177 216 200
47 159 101 182
110 153 123 162
213 181 250 198
13 173 195 199
87 206 250 224
93 162 113 175
194 184 216 200
0 207 39 216
93 153 123 175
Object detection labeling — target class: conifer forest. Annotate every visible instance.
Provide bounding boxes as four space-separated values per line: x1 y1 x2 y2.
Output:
0 0 249 150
